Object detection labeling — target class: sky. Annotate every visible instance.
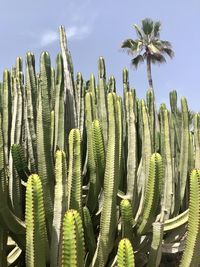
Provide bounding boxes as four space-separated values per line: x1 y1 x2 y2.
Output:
0 0 200 111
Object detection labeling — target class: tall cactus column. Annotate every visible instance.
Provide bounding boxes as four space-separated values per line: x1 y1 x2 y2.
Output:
59 26 77 143
36 52 54 236
93 93 120 267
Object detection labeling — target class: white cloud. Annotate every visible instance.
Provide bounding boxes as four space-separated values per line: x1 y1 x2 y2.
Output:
40 25 90 47
40 31 59 47
66 25 90 40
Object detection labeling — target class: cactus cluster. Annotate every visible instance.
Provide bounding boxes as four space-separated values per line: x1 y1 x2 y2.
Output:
0 26 199 267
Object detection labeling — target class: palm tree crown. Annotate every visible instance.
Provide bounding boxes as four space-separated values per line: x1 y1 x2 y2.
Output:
121 18 174 88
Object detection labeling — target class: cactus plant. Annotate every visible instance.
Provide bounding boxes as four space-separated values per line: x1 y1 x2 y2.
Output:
25 174 49 267
117 238 135 267
179 170 200 267
0 25 199 267
61 209 85 267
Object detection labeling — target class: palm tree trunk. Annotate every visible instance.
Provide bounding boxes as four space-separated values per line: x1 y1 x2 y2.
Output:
146 55 153 89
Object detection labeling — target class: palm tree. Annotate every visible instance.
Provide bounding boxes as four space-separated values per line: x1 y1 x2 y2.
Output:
121 18 174 89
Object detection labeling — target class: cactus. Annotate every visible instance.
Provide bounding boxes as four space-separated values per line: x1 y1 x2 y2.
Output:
97 57 108 145
180 170 200 266
86 119 102 213
117 238 135 267
36 52 54 234
122 68 130 95
88 73 97 109
147 222 163 267
108 75 116 93
0 25 200 267
59 26 77 141
93 93 120 267
25 52 37 170
75 72 85 138
194 113 200 168
124 91 137 208
136 99 152 221
91 119 105 187
61 209 85 267
25 174 49 267
179 97 189 210
68 129 82 216
54 54 65 151
50 150 67 267
163 209 188 231
2 70 12 164
137 153 163 235
120 199 135 243
11 144 30 182
0 114 25 249
146 89 156 150
159 106 175 219
83 206 96 263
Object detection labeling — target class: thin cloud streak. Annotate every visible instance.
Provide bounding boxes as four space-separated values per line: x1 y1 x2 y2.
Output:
40 25 91 47
40 31 59 47
66 25 91 40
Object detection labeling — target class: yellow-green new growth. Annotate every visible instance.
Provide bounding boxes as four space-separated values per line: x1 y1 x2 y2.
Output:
83 206 96 263
180 169 200 267
137 153 163 235
25 174 49 267
92 120 105 187
117 238 135 267
61 209 85 267
120 199 135 243
50 150 67 267
68 129 82 216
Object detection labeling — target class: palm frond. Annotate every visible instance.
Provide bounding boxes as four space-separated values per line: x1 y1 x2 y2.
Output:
133 24 143 39
150 53 167 64
131 55 144 69
142 18 154 35
121 39 138 55
154 40 173 49
153 21 161 38
121 39 144 55
161 47 175 58
148 43 161 54
151 40 174 58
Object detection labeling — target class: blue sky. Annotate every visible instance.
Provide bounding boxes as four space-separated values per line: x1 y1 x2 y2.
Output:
0 0 200 110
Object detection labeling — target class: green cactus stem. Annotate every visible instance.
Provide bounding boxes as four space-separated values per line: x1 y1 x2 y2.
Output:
137 153 163 235
117 238 135 267
93 93 120 267
179 169 200 267
54 54 65 151
61 209 85 267
147 222 163 267
120 199 135 244
25 174 49 267
68 129 82 216
50 150 67 267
